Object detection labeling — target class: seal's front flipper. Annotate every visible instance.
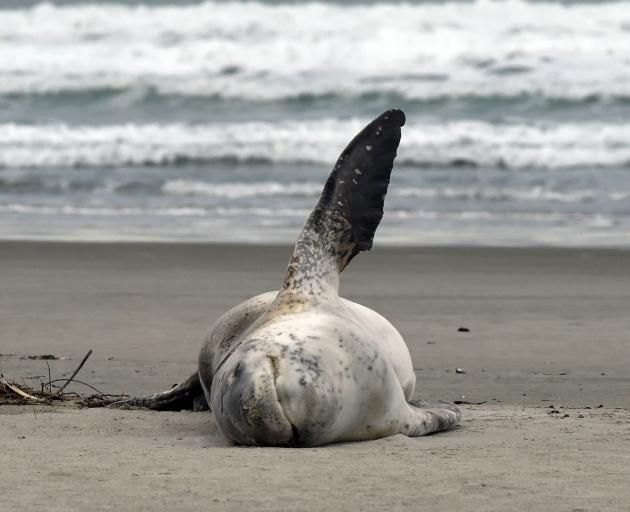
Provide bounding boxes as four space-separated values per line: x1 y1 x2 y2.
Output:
281 109 405 297
109 371 207 411
403 399 461 436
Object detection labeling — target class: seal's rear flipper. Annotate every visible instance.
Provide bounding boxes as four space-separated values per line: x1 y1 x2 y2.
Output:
281 109 405 296
109 371 207 411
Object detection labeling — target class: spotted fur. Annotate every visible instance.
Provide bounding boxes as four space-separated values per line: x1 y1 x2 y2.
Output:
111 109 461 445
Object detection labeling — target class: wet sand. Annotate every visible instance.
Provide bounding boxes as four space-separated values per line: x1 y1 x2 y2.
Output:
1 241 629 510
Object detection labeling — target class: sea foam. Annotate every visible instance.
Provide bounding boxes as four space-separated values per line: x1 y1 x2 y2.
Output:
4 120 630 170
0 0 629 100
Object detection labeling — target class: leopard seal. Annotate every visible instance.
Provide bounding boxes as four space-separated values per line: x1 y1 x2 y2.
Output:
113 109 461 446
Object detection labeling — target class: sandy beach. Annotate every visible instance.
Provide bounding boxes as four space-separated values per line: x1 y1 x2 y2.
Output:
1 241 629 511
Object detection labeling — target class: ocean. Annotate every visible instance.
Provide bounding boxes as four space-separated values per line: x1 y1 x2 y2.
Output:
1 0 630 246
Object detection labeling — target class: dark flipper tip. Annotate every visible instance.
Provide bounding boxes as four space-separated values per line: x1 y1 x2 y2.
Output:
382 108 406 127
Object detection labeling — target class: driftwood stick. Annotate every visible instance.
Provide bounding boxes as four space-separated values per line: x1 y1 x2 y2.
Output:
0 374 43 401
45 360 52 395
49 349 93 398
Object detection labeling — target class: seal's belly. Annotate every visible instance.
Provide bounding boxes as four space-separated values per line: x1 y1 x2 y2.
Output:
209 307 412 446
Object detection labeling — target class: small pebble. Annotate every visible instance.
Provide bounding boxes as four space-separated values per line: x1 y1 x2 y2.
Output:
457 327 470 333
455 368 466 374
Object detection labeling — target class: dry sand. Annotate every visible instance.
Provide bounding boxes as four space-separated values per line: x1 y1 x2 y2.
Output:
1 241 629 511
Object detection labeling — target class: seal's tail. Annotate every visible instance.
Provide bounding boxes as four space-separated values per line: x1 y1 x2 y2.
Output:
280 109 405 297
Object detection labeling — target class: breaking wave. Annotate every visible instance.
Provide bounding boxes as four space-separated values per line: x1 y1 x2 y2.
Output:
4 120 630 170
1 0 630 101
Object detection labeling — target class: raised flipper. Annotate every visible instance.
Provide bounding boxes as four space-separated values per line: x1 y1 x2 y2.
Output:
110 371 207 411
403 399 462 436
281 109 406 297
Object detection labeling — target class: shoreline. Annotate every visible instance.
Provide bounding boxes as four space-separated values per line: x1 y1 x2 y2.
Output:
3 237 630 251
